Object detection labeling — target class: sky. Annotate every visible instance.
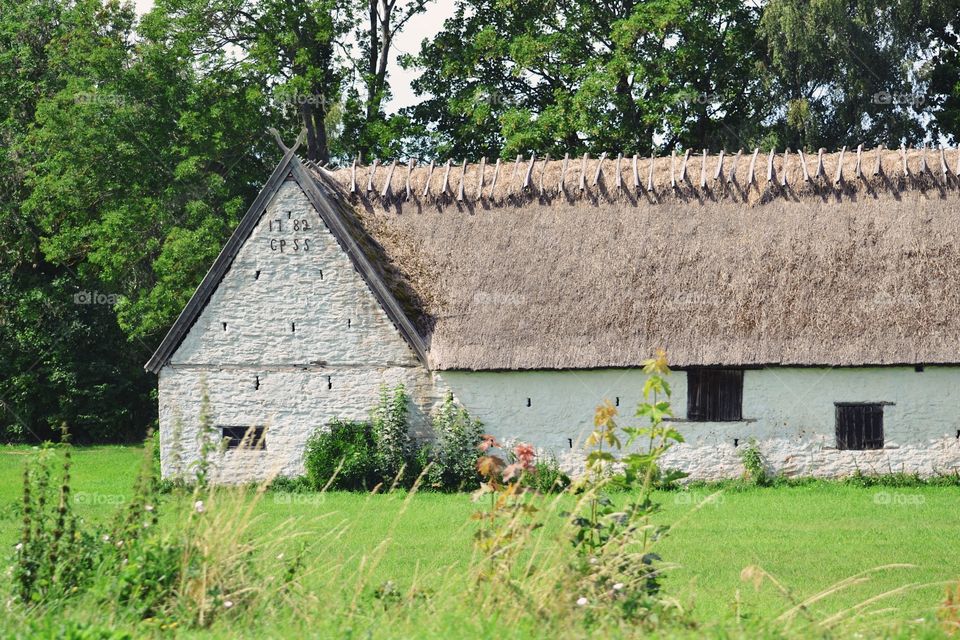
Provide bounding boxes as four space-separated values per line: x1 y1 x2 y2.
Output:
132 0 457 110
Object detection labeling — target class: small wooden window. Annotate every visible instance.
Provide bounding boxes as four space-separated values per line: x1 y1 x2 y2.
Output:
835 404 883 450
220 426 266 450
687 369 743 421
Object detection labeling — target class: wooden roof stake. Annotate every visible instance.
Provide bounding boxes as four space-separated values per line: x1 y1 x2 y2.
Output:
559 153 569 193
921 145 929 174
615 153 623 191
700 149 707 188
955 146 960 177
350 156 358 193
523 152 536 190
781 148 790 187
900 144 909 176
508 154 521 195
679 149 691 183
670 150 676 188
380 159 397 198
766 147 775 183
579 153 589 191
855 144 863 179
441 159 453 194
632 154 640 190
538 154 550 194
476 157 486 200
834 146 845 185
367 159 379 192
714 149 725 181
404 158 415 201
647 153 655 192
727 149 742 184
421 159 435 197
747 147 759 184
592 151 606 187
456 159 466 201
939 145 948 179
490 158 501 198
815 148 825 179
798 149 811 182
874 145 884 176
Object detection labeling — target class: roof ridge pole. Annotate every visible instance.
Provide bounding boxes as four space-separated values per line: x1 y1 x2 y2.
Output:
632 154 640 190
367 159 379 192
421 159 435 197
380 159 397 197
441 159 453 194
834 146 845 185
579 153 589 191
559 153 569 193
490 158 501 198
523 152 536 190
700 149 707 188
798 149 811 182
781 148 790 187
670 150 676 188
647 152 655 192
900 144 909 176
615 153 623 191
874 145 884 176
476 157 486 200
855 144 863 180
714 149 724 181
815 148 825 179
404 158 415 201
727 149 742 184
939 145 948 179
747 147 759 184
538 153 550 194
350 156 358 193
592 151 606 187
766 147 775 183
457 159 467 201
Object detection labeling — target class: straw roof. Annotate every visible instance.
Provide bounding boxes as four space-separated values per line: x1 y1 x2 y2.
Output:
306 146 960 370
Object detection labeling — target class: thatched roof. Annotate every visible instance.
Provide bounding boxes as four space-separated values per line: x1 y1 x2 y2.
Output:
307 146 960 370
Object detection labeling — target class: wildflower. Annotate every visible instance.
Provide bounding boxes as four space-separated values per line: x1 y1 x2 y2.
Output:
194 500 205 514
613 583 624 591
224 600 234 609
14 542 22 552
576 597 588 606
102 534 110 543
589 557 598 565
276 553 284 560
513 442 536 471
145 504 154 512
478 434 501 452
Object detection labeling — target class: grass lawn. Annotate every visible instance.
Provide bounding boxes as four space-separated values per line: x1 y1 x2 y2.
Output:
1 445 958 637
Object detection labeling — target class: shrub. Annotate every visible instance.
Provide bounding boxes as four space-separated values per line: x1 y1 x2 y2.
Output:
739 439 769 486
425 392 485 491
520 457 571 493
304 419 379 491
371 384 412 484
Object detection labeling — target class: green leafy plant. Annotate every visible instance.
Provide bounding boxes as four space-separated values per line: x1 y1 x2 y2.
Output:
371 384 411 484
304 420 379 491
425 392 485 491
739 439 769 487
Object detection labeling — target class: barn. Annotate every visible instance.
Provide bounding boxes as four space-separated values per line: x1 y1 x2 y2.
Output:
146 138 960 482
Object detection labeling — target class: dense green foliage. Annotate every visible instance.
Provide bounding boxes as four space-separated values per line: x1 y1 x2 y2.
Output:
304 419 381 491
2 0 960 443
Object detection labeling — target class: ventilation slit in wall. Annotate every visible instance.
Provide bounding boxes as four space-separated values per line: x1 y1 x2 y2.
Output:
567 438 573 449
734 438 739 447
319 269 323 280
526 398 531 407
327 375 332 390
956 430 959 439
615 396 620 407
915 365 925 372
286 210 292 219
255 375 260 390
254 270 261 280
291 322 296 333
221 322 227 331
347 318 351 328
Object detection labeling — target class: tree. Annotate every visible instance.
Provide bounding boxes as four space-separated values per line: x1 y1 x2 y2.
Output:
404 0 769 159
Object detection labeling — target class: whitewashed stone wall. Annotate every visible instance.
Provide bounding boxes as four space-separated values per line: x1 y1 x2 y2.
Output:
438 367 960 481
158 179 438 482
